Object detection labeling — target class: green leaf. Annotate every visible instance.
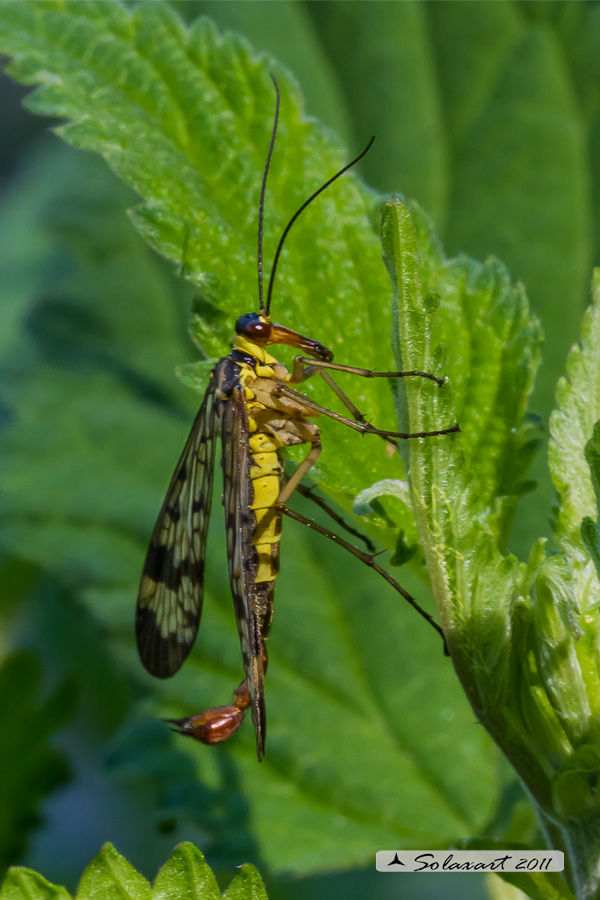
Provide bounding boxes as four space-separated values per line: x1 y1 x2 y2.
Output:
77 845 152 900
384 198 543 550
551 271 600 558
384 196 600 897
543 277 600 802
1 844 265 900
0 143 194 620
0 869 71 900
462 839 575 900
152 844 220 900
0 0 426 546
304 2 446 221
5 0 600 891
429 1 594 559
495 872 575 900
187 1 353 148
582 420 600 578
111 516 497 870
0 1 509 874
382 197 550 796
0 653 72 878
296 1 599 563
220 866 267 900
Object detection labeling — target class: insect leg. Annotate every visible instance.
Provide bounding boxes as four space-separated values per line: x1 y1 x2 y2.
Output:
254 423 375 551
291 356 445 387
290 359 453 435
319 371 370 423
275 438 321 507
315 371 444 447
272 382 460 440
293 482 376 553
281 505 449 654
286 366 367 423
289 359 454 438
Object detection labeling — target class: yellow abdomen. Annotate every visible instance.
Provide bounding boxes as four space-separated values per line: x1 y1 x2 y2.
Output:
240 353 286 586
248 433 283 583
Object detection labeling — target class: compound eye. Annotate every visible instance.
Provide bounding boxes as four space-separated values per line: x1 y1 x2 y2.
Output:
249 320 271 339
235 313 271 341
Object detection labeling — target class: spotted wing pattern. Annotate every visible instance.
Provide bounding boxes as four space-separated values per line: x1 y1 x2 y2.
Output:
136 373 218 679
221 382 266 757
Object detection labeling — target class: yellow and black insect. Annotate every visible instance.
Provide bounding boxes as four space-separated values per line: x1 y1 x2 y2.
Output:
136 76 459 761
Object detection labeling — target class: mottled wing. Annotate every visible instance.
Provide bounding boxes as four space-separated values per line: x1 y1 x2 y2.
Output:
221 382 266 759
136 374 218 678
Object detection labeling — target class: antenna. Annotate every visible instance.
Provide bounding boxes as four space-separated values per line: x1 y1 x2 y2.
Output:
257 73 280 313
265 135 375 316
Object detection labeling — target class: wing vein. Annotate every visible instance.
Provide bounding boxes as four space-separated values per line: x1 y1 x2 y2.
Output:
136 373 218 678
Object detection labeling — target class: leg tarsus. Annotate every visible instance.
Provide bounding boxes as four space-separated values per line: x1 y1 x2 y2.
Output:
362 421 461 440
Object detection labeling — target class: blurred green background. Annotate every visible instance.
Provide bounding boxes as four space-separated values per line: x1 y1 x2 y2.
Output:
1 1 599 898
